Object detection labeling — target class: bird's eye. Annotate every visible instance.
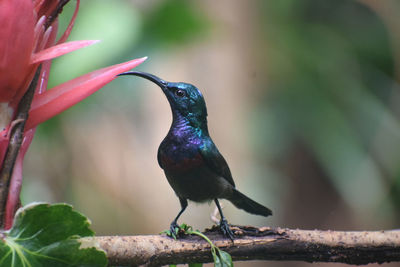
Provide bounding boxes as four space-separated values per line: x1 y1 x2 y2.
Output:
175 89 185 97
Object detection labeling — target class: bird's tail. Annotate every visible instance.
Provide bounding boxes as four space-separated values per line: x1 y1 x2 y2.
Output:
228 189 272 217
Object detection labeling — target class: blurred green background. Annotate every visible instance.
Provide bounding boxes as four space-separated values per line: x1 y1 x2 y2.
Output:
23 0 399 266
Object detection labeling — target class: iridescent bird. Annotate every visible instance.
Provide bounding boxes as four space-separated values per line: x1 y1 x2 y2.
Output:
118 71 272 239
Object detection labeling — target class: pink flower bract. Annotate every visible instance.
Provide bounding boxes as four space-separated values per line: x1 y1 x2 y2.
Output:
0 0 146 229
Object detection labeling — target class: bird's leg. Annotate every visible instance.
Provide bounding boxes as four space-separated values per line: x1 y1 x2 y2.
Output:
170 197 188 238
214 199 234 240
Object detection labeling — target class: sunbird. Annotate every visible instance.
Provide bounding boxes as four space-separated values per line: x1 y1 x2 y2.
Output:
119 71 272 239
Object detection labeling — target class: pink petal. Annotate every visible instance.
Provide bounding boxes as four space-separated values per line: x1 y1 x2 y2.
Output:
31 40 100 64
26 57 147 130
36 59 53 95
33 15 46 53
0 0 35 102
9 22 58 110
57 0 80 44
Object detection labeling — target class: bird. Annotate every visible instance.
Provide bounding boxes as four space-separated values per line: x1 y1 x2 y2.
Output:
118 71 272 240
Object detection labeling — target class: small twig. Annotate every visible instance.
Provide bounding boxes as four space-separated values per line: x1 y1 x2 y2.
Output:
0 66 41 228
96 226 400 266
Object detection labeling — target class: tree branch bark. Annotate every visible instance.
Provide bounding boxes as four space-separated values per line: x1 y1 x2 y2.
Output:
96 226 400 266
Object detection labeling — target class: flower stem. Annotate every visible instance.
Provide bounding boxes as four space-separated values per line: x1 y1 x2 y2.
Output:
0 65 41 228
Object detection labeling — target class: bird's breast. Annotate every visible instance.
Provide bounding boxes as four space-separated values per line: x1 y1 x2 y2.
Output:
158 130 205 172
159 146 204 172
158 135 232 202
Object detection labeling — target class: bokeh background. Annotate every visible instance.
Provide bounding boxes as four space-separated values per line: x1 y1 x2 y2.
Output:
22 0 399 266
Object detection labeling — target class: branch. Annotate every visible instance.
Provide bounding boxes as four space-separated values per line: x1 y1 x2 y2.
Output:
96 226 400 266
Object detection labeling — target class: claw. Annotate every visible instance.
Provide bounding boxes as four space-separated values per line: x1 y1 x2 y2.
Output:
219 218 234 241
169 221 181 239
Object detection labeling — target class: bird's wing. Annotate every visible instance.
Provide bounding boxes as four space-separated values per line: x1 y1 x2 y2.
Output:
199 138 235 187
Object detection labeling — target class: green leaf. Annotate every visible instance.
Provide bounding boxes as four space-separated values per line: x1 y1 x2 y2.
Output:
0 203 107 267
160 227 178 240
161 223 195 240
160 229 172 236
188 263 203 267
183 227 233 267
212 250 221 267
217 250 233 267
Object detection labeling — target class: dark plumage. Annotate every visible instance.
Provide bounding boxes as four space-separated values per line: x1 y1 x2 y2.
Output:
118 71 272 239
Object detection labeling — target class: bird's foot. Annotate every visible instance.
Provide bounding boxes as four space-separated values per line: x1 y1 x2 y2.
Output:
161 222 194 239
169 221 181 239
219 218 234 241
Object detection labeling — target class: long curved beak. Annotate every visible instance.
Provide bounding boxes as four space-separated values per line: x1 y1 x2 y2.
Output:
117 71 167 89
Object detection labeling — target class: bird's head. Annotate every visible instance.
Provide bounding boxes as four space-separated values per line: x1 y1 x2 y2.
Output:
118 71 208 127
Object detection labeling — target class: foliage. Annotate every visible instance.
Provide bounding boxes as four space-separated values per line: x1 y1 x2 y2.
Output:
0 203 107 267
143 0 210 46
253 0 400 221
